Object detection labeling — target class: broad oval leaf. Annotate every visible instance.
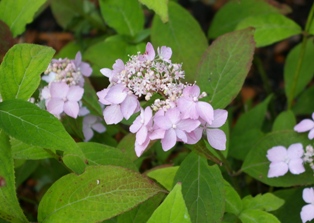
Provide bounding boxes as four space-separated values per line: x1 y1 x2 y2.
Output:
0 44 55 100
241 130 314 187
0 131 28 222
0 0 46 37
196 28 255 109
272 110 296 131
236 14 301 47
139 0 168 23
99 0 144 37
38 165 165 222
174 152 225 223
151 2 208 82
147 183 191 223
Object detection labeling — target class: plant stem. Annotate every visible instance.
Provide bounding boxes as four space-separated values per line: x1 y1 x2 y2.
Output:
287 3 314 109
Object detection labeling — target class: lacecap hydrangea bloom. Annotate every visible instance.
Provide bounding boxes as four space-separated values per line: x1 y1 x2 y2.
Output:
97 42 228 156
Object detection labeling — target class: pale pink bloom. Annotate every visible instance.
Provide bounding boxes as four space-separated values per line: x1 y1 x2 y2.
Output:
294 113 314 140
177 85 214 125
301 188 314 223
73 52 92 77
83 114 106 141
143 42 155 61
157 46 172 62
46 82 84 118
154 108 200 151
100 59 124 83
266 143 305 178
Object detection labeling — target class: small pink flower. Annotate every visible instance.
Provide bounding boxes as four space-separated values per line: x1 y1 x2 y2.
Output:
100 59 124 83
83 114 106 141
73 52 92 77
157 46 172 62
301 187 314 223
266 143 305 178
46 82 84 118
294 113 314 140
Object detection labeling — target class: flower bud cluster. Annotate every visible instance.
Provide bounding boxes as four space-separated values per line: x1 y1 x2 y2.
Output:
97 42 228 156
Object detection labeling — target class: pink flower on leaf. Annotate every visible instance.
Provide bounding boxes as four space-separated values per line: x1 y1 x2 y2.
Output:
294 113 314 140
266 143 305 178
301 187 314 223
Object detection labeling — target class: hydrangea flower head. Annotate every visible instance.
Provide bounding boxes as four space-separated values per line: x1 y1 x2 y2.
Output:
301 187 314 223
266 143 305 178
294 113 314 140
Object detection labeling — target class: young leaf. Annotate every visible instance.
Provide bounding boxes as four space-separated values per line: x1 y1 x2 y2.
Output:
242 193 285 212
151 2 208 82
284 40 314 105
37 165 165 222
239 209 280 223
147 166 179 191
99 0 144 36
293 85 314 115
174 152 225 223
196 28 255 109
224 180 242 216
0 44 55 100
208 0 280 39
236 14 301 47
272 110 296 131
139 0 168 23
147 183 191 223
0 131 28 222
0 0 46 36
241 130 314 187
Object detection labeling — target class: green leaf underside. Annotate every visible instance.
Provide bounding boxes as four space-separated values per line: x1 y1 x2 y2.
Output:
151 2 208 82
174 152 225 223
196 28 255 109
147 184 191 223
99 0 144 36
0 131 28 222
139 0 168 23
236 14 301 47
0 0 46 36
38 165 165 223
0 44 55 100
242 130 314 187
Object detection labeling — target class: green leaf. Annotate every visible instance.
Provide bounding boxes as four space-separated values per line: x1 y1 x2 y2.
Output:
147 183 191 223
82 78 103 116
117 133 138 161
15 160 39 187
0 44 55 100
241 130 314 187
78 142 137 171
272 110 296 131
242 193 284 212
11 138 52 160
99 0 144 36
38 165 165 222
239 209 280 223
139 0 168 23
236 14 301 47
0 0 46 36
196 28 255 109
151 2 208 81
147 166 179 191
0 131 28 222
208 0 280 39
284 40 314 104
117 193 165 223
174 152 225 223
293 85 314 115
229 95 271 160
224 180 242 215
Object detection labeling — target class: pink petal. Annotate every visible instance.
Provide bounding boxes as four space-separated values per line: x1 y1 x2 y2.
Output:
84 115 97 125
154 116 172 130
64 101 80 118
158 46 172 61
300 204 314 223
103 105 123 124
42 72 56 83
136 126 148 145
50 82 69 99
105 84 127 104
67 86 84 101
177 119 200 132
266 146 287 162
267 162 288 178
41 86 51 100
135 137 150 157
144 107 153 125
196 101 214 125
206 129 226 150
130 116 143 133
287 143 304 159
183 85 200 97
161 129 177 151
186 128 203 144
92 123 106 133
288 159 305 175
177 97 198 119
144 42 155 61
309 128 314 140
211 109 228 128
294 119 314 132
83 127 94 141
112 59 125 73
100 68 113 79
97 88 111 105
149 128 165 140
80 62 92 77
74 52 82 67
175 129 187 143
121 94 140 120
47 98 64 116
303 188 314 204
165 108 181 124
